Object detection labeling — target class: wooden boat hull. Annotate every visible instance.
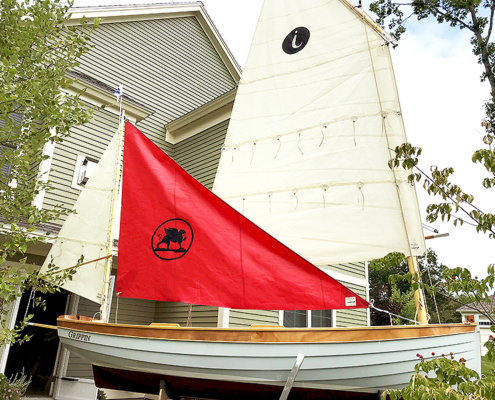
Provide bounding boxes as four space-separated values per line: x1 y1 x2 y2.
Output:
58 316 481 396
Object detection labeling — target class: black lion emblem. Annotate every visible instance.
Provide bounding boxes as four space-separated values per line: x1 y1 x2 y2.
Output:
152 219 193 261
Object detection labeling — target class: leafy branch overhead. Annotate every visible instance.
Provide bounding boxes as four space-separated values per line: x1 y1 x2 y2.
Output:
370 0 495 98
0 0 99 347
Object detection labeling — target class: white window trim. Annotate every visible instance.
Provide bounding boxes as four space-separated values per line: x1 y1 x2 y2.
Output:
71 155 98 191
280 309 334 328
33 133 56 209
0 294 22 374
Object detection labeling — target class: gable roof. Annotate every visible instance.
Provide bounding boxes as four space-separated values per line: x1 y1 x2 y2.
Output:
67 2 242 83
456 294 495 314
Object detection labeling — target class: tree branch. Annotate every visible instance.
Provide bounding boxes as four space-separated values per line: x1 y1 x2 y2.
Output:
486 2 495 43
470 5 495 95
414 164 495 235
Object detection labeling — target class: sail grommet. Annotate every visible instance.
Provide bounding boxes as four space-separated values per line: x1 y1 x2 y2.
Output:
231 148 236 164
268 192 273 213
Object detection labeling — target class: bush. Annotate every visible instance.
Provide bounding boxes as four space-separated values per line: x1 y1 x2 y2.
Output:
0 372 31 400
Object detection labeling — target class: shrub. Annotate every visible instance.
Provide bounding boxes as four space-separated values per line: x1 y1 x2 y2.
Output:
0 372 31 400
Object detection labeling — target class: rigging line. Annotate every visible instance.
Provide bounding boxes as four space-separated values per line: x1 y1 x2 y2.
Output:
46 254 112 276
186 304 193 327
269 193 273 213
231 147 236 164
426 264 441 324
369 300 420 325
115 292 122 324
293 189 299 210
361 14 414 254
23 289 36 320
101 94 125 322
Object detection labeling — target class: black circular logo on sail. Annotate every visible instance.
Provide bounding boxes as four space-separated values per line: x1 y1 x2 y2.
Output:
282 27 310 55
151 219 194 261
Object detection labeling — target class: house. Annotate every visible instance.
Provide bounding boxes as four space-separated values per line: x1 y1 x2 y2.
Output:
0 3 370 400
457 294 495 356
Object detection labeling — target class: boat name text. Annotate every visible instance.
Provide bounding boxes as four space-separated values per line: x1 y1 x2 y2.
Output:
68 331 91 342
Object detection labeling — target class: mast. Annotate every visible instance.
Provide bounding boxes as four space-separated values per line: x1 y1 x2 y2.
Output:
407 256 428 324
101 91 125 322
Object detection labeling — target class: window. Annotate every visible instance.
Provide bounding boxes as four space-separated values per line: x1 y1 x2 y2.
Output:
479 321 493 326
283 310 333 328
0 145 14 181
71 155 98 190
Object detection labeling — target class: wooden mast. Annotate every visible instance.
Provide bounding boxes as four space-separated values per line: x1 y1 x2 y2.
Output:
407 256 428 324
101 95 125 322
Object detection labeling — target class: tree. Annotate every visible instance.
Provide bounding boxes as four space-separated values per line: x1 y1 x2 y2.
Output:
369 249 464 325
0 0 99 349
368 0 495 396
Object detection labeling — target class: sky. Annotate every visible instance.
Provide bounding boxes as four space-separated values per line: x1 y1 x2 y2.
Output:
73 0 493 278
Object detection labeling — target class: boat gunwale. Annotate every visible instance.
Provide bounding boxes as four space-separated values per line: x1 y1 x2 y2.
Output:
58 316 477 344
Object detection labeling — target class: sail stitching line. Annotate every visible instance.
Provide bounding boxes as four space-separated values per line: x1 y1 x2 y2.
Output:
56 236 107 247
84 186 112 192
240 46 372 85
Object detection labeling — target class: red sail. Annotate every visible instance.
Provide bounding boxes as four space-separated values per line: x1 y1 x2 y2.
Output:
117 122 369 310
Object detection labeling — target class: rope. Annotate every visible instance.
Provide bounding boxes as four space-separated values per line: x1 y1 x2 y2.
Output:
319 126 326 147
23 289 36 320
115 292 122 324
275 137 281 158
250 142 257 164
369 300 420 325
186 304 193 327
297 132 303 155
426 265 441 323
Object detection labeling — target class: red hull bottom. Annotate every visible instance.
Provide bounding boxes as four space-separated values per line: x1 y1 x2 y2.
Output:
93 366 380 400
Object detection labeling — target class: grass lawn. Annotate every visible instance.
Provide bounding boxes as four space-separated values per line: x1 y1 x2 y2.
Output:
482 356 495 375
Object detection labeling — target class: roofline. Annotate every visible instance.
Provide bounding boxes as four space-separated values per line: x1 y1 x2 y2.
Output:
67 2 242 82
167 87 236 131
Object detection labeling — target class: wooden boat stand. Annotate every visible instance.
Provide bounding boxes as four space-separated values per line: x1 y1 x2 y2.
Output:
157 354 305 400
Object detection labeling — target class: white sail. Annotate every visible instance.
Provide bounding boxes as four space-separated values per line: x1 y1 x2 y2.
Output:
213 0 426 265
40 130 120 303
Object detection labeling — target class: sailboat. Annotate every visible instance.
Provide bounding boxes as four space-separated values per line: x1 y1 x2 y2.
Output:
46 0 481 398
